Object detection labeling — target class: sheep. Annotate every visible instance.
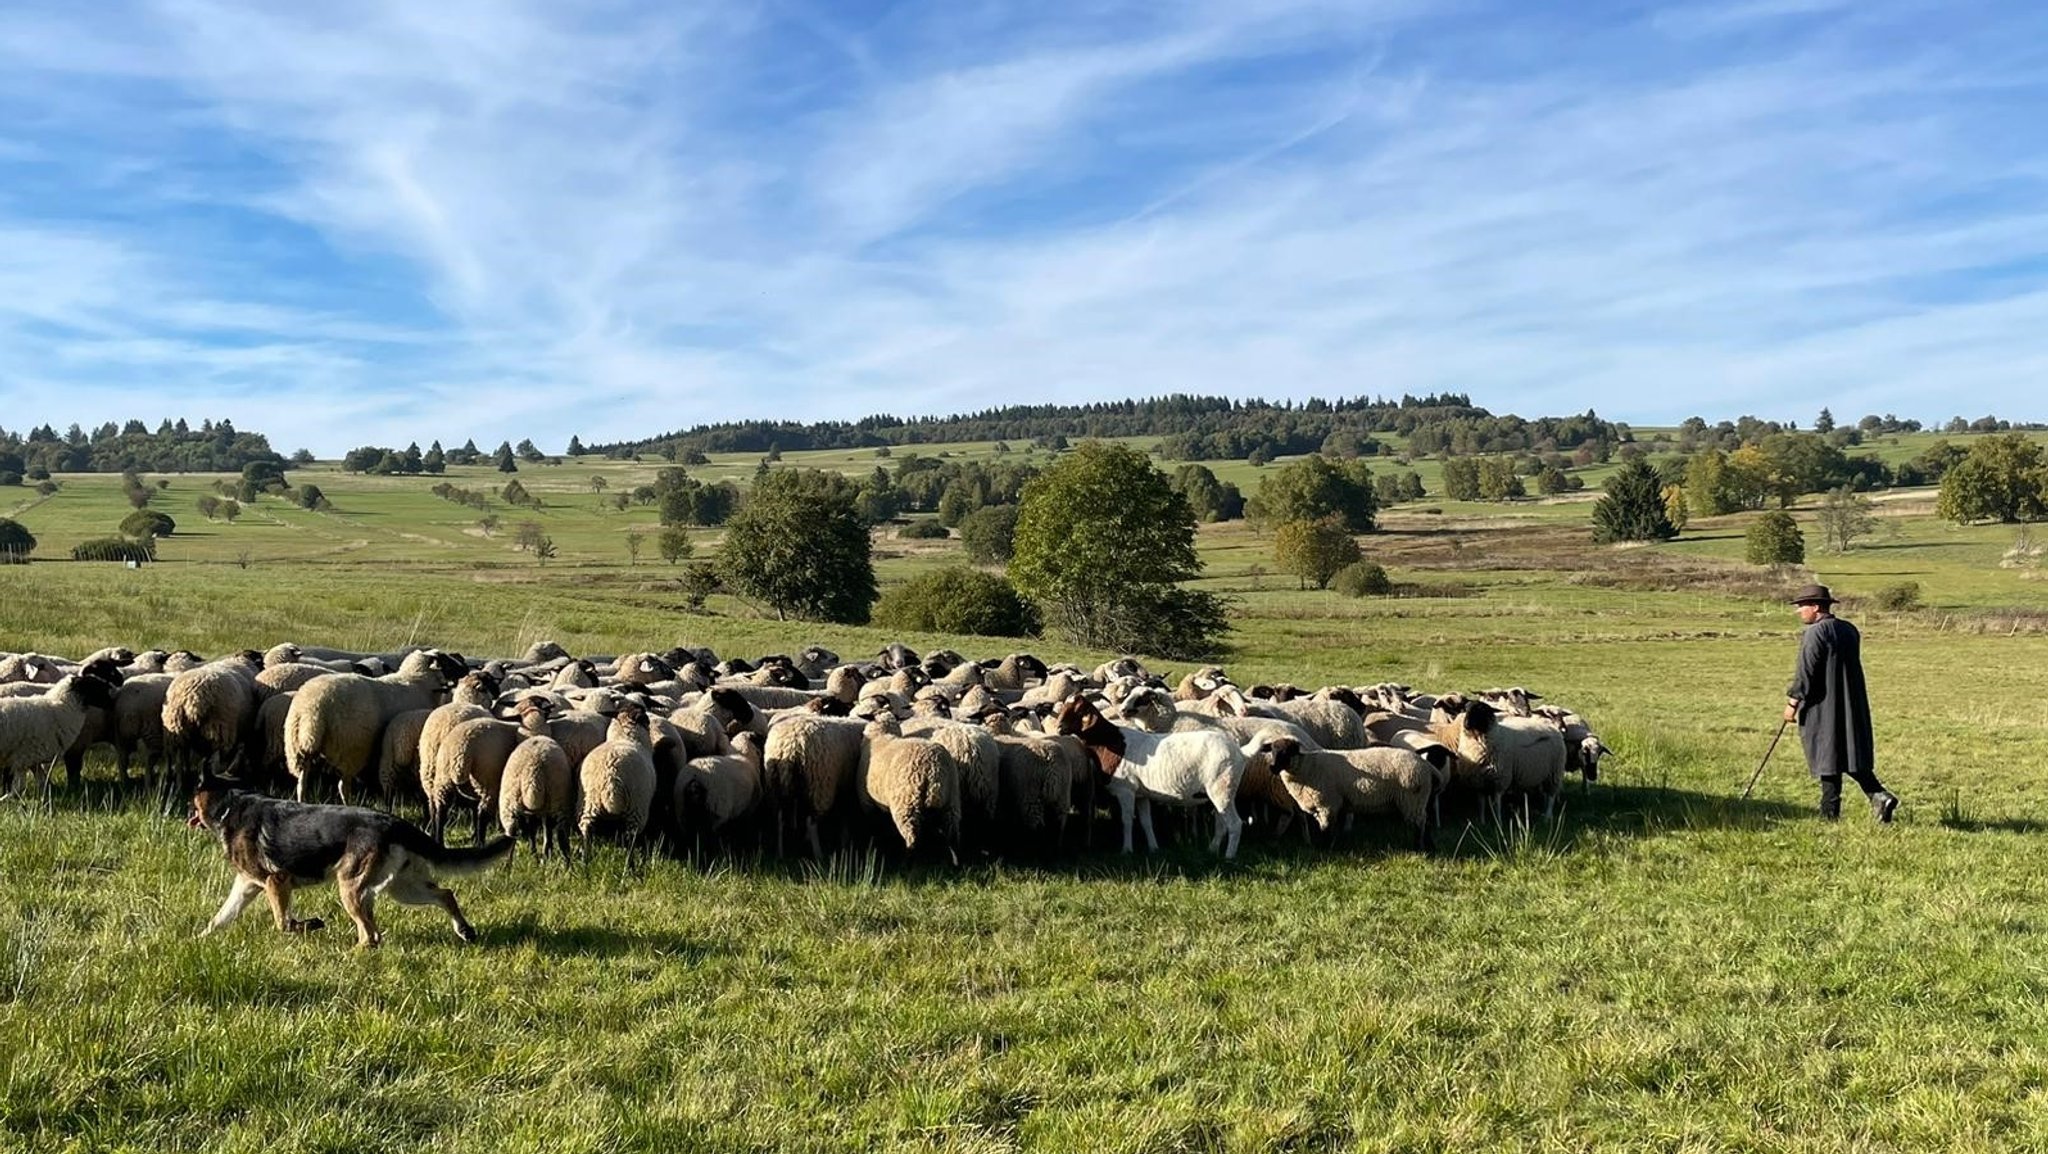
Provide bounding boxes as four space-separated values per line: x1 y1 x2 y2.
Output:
410 670 504 798
878 642 920 671
980 711 1085 856
161 650 267 781
1173 665 1233 701
111 673 175 788
162 651 207 674
983 653 1049 693
0 653 62 686
52 657 127 792
1533 706 1611 784
254 691 296 789
677 731 765 846
1428 696 1514 821
760 712 866 858
1052 695 1253 859
255 662 334 694
499 697 576 860
1016 670 1084 709
429 710 528 845
1477 687 1543 718
668 687 755 758
578 703 659 856
1246 735 1436 850
1090 657 1148 685
793 646 842 683
900 715 1001 846
285 650 466 804
0 674 120 804
374 707 434 805
858 716 962 862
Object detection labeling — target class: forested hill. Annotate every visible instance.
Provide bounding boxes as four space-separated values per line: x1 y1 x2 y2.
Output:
587 393 1627 462
0 418 282 476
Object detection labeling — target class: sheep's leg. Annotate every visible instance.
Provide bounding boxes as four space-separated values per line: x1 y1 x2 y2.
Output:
1117 793 1137 854
201 876 265 936
1136 797 1159 853
336 774 355 808
295 765 316 804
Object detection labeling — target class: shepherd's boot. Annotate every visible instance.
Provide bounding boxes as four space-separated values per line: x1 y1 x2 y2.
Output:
1871 792 1899 824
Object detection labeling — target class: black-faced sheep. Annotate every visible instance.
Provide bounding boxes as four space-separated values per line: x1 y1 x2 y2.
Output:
858 716 962 862
578 703 658 856
0 674 120 803
285 649 465 803
499 697 576 860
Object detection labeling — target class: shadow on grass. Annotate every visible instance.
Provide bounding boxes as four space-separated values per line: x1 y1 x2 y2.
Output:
486 915 725 960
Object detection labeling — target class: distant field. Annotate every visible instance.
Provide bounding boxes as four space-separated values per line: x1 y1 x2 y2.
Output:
5 437 2048 1151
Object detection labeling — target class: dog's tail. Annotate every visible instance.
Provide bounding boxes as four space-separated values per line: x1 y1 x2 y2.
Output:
412 834 517 874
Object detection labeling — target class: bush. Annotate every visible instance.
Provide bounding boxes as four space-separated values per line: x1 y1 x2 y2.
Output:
658 526 694 564
897 519 950 540
0 471 21 487
872 567 1040 637
119 510 176 539
959 504 1020 565
1332 561 1392 597
679 562 722 610
1873 581 1922 612
1745 511 1805 565
0 517 36 563
72 536 154 563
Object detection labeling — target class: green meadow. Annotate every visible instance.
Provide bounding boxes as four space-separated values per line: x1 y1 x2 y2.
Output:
5 437 2048 1152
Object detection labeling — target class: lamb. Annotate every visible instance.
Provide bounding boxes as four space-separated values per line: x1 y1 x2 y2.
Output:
1053 695 1254 859
161 650 267 779
760 711 866 858
578 703 659 855
858 716 962 862
677 731 765 845
498 697 576 859
0 673 120 803
285 649 466 803
1246 735 1436 850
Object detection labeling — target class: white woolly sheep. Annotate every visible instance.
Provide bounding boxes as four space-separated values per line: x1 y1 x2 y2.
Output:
499 698 577 860
1248 735 1436 850
980 712 1085 856
578 703 659 855
161 650 266 779
285 650 464 803
1053 696 1254 859
677 731 765 845
760 711 866 858
900 716 1001 846
858 716 962 862
0 674 120 803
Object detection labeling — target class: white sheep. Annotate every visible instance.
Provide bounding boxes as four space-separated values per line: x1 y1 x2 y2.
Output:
161 650 266 779
677 731 765 846
111 673 175 789
980 712 1085 857
578 704 658 859
285 650 465 803
900 715 1001 847
499 697 577 860
1247 735 1436 850
858 716 962 862
0 674 121 803
760 711 865 858
1052 696 1254 859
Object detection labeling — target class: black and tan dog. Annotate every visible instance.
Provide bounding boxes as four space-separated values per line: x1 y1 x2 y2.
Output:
190 777 513 948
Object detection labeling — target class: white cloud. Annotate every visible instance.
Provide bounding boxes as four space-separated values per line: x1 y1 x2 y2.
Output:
0 0 2043 453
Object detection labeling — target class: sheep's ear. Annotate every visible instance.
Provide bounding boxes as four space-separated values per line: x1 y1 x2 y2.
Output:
1597 741 1614 755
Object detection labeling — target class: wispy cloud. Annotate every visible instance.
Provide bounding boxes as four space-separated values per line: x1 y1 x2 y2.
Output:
0 0 2043 452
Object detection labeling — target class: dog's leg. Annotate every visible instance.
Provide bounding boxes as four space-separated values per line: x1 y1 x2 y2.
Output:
201 876 264 936
388 869 478 944
337 873 380 949
263 875 323 934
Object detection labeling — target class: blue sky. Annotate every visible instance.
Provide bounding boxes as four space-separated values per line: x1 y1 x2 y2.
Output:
1 0 2044 454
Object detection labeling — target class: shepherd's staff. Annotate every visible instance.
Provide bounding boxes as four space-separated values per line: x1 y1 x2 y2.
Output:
1740 717 1791 800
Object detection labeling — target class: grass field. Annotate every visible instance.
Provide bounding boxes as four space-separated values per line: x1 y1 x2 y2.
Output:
5 442 2048 1151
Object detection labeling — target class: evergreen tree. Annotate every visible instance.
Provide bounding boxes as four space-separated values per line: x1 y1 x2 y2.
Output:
1591 459 1679 543
495 442 518 473
567 434 586 457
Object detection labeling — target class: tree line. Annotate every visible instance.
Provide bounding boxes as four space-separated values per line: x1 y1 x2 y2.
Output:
0 418 282 477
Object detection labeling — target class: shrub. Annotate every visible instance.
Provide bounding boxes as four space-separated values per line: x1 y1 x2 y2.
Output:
872 567 1040 637
0 471 21 487
1332 561 1392 597
658 526 694 564
34 480 58 496
679 561 722 610
72 536 154 563
959 504 1020 565
0 517 36 563
1746 511 1805 565
1873 581 1922 612
1273 516 1361 589
898 519 950 540
120 510 176 539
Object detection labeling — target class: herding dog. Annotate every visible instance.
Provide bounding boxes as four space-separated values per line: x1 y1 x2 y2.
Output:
190 777 514 948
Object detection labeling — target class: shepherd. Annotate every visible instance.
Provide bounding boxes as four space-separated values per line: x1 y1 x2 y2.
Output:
1785 584 1899 823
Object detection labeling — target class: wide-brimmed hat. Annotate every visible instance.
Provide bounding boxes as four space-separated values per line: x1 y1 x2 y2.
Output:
1789 584 1835 606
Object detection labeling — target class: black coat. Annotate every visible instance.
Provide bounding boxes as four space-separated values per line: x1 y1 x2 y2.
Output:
1787 616 1874 778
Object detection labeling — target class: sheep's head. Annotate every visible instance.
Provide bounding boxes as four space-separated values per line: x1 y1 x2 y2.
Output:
1320 686 1366 715
525 640 569 663
1116 686 1176 730
71 671 121 711
878 643 919 671
1578 736 1611 782
427 650 470 684
978 708 1015 735
714 657 754 678
805 695 853 716
1052 695 1100 737
1252 735 1303 774
78 656 126 688
801 645 840 669
707 687 756 730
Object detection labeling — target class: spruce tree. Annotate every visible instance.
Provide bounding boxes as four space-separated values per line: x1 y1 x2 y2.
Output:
1591 459 1678 543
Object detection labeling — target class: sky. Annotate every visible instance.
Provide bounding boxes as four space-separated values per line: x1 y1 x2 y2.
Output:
1 0 2045 455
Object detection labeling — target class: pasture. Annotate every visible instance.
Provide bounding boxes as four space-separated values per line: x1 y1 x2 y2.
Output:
5 444 2048 1152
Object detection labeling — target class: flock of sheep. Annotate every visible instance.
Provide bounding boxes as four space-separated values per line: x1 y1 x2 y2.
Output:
0 641 1612 864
